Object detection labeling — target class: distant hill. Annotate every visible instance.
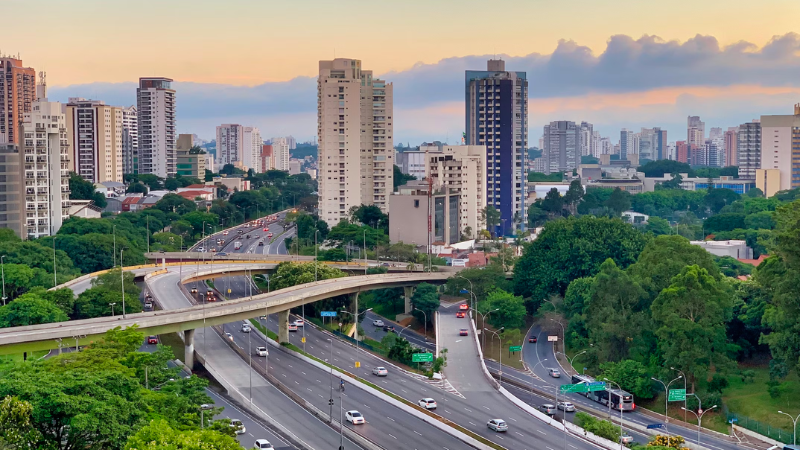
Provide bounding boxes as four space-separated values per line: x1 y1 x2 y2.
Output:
292 143 317 160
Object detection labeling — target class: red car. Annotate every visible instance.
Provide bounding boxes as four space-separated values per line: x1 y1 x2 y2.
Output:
263 228 268 232
459 303 469 311
147 336 158 345
456 311 466 318
459 329 468 336
529 336 538 343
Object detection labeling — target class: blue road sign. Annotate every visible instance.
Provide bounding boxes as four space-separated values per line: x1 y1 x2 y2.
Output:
647 424 666 430
320 311 337 317
460 289 469 294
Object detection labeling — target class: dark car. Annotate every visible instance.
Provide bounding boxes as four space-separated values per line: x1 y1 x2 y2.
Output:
217 252 227 256
147 336 158 345
258 241 264 246
383 325 395 333
459 329 468 336
529 336 537 343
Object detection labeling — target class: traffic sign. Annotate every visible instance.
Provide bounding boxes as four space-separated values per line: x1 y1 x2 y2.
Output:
320 311 337 317
301 337 306 343
509 345 522 352
548 335 559 342
668 389 686 402
355 361 361 368
412 353 434 363
560 382 606 393
587 381 607 392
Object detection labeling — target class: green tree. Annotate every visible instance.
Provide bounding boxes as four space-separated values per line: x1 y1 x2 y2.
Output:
74 269 142 319
0 396 42 448
483 289 526 329
746 187 764 198
350 204 389 231
705 188 740 214
744 210 775 230
599 360 655 399
704 213 746 233
638 160 693 178
627 235 720 301
540 188 565 217
651 265 734 390
444 265 511 302
480 205 501 235
127 182 148 194
657 174 684 190
644 217 672 236
0 291 69 327
163 177 180 191
154 193 196 215
605 188 632 215
513 216 648 310
393 164 416 191
124 419 242 450
585 259 650 362
0 263 40 301
69 172 108 208
527 204 549 228
411 283 440 321
563 180 585 215
527 172 563 182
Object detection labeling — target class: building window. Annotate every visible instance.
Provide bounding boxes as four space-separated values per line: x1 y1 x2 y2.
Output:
414 199 420 208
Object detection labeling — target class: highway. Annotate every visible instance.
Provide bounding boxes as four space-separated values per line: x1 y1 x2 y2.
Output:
517 324 756 450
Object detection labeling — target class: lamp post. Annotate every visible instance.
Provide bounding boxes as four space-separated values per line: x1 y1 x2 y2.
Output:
120 249 126 319
671 367 687 423
475 308 499 349
556 350 587 376
549 318 566 354
327 338 334 423
109 302 116 317
777 411 800 446
396 324 412 340
681 405 717 446
456 274 476 313
651 374 683 434
527 358 548 403
414 308 428 338
484 327 505 384
604 378 625 450
200 403 213 429
1 255 6 306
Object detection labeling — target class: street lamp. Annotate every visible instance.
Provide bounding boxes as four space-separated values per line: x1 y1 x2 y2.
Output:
484 327 505 384
475 308 500 349
603 378 625 450
199 403 213 429
681 405 717 446
671 367 687 423
120 249 126 319
549 318 566 354
527 358 548 403
456 275 476 313
777 411 800 446
109 302 116 317
651 375 683 435
396 324 412 340
556 350 587 376
414 308 428 338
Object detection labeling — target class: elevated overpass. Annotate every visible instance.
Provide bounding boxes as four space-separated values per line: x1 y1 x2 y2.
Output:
0 266 452 364
144 252 421 273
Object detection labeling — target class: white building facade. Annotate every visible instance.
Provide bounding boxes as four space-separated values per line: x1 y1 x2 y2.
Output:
122 105 138 175
137 78 176 178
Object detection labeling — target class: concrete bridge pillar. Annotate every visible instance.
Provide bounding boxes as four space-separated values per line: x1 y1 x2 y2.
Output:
403 286 415 314
278 310 290 343
184 328 196 370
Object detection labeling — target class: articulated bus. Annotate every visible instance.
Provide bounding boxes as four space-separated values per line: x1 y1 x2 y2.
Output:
571 374 635 411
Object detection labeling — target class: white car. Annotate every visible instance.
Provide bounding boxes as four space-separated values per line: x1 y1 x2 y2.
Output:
293 319 304 327
242 324 251 333
418 398 437 409
345 410 365 425
372 367 388 377
548 368 561 378
256 346 268 357
225 332 233 341
288 324 298 332
197 247 205 252
253 439 273 449
230 419 245 434
372 319 385 327
488 419 508 432
620 433 633 444
557 401 576 412
223 231 228 235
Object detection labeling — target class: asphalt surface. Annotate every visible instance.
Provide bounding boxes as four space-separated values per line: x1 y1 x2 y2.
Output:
360 310 434 351
516 324 752 450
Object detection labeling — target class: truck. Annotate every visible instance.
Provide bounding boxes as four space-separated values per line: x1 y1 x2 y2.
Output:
234 241 242 250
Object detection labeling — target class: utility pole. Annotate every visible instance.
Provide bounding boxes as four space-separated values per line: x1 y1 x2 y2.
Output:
120 249 126 318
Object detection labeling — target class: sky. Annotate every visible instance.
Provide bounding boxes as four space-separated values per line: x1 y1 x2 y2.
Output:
7 0 800 146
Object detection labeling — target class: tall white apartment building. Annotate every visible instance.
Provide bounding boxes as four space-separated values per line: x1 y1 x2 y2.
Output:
137 77 176 178
21 99 70 238
216 124 243 168
758 105 800 192
427 145 486 238
271 137 291 171
317 58 394 227
543 121 579 174
122 105 138 175
738 121 762 179
65 98 123 183
579 122 594 157
242 127 262 173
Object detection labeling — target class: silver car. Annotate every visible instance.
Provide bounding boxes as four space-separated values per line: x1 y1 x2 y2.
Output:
487 419 508 432
557 401 575 412
548 368 561 378
540 404 557 415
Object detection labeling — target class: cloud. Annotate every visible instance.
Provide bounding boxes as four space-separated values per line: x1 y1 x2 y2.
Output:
47 33 800 143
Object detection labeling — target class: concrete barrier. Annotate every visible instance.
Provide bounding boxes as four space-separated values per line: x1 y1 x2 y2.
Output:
467 311 500 389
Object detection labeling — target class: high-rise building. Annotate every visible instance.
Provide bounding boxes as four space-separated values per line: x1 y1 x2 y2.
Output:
137 77 176 178
724 127 738 169
620 128 635 160
0 143 25 238
599 137 612 155
122 106 138 175
176 134 206 179
271 137 291 172
758 105 800 192
654 128 667 161
737 121 761 179
286 135 296 150
687 116 705 146
242 127 262 173
543 121 579 174
216 124 243 168
638 128 656 161
465 59 527 235
709 127 723 141
65 98 123 183
676 141 690 163
0 57 36 145
427 145 486 239
396 150 433 180
579 122 594 157
261 144 274 172
317 58 394 227
21 100 70 238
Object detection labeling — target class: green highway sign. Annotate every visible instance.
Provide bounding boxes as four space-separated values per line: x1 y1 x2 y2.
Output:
560 382 606 393
412 353 434 363
668 389 686 402
509 345 522 352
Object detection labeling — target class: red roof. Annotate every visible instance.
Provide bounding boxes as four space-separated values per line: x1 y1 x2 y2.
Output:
466 252 498 267
738 255 768 266
185 184 208 189
122 197 140 205
177 190 210 199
